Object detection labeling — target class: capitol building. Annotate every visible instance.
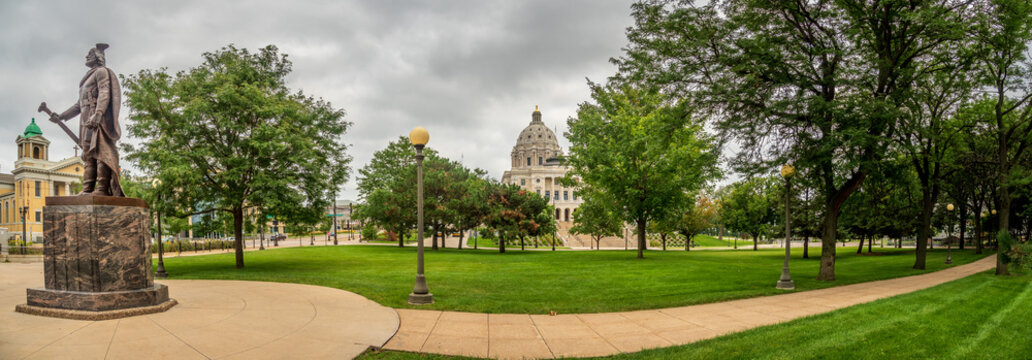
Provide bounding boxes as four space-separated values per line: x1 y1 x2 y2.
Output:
501 107 583 225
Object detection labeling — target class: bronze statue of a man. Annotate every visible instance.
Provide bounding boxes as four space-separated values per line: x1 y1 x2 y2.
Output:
42 43 124 197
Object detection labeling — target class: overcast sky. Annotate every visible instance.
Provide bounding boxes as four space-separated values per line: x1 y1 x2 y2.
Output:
0 1 657 200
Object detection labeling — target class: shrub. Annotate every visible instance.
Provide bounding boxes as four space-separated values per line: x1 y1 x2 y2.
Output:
361 223 379 241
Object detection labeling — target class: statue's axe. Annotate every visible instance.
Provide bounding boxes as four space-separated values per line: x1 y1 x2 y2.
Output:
37 102 81 145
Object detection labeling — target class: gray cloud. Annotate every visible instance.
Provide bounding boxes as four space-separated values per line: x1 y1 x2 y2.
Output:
0 0 635 200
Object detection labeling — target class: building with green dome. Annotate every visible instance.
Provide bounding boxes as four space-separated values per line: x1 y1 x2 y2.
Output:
0 118 84 244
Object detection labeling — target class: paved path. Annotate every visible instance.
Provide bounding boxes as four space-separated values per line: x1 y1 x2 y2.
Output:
384 255 998 359
0 263 399 360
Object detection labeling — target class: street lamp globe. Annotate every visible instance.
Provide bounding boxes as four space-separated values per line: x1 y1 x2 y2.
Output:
409 126 429 147
991 209 997 215
947 203 954 212
780 164 795 179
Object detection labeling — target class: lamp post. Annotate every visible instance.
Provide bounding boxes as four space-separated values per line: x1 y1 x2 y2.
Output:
259 212 265 250
333 194 338 246
152 179 168 278
946 203 954 264
20 205 28 255
776 164 795 290
408 126 433 305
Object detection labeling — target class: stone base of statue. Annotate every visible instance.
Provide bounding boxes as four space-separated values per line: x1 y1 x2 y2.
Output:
14 195 176 320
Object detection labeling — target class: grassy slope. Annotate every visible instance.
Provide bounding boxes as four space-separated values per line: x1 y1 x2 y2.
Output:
159 245 991 314
358 272 1031 360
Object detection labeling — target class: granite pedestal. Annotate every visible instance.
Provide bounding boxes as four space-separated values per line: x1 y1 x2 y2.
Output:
15 195 176 320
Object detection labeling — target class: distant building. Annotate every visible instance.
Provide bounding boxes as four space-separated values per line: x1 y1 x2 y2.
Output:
326 199 357 231
501 107 583 224
0 119 85 241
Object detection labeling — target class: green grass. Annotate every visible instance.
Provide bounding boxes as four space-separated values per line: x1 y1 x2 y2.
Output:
358 271 1031 360
692 234 754 247
365 240 417 245
158 245 992 314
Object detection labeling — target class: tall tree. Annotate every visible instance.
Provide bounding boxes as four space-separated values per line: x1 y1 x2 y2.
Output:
354 137 436 247
570 190 622 250
484 184 551 253
895 55 974 268
721 177 778 251
971 0 1032 275
566 84 719 259
614 0 976 280
677 195 719 251
447 174 491 250
123 45 351 268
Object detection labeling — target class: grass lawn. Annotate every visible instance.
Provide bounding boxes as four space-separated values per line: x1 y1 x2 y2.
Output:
358 271 1031 360
158 245 992 314
692 234 754 247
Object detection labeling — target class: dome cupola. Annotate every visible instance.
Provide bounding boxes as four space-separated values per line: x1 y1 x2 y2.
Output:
510 106 562 169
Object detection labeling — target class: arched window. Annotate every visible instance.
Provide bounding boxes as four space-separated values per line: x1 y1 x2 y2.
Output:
564 208 570 222
33 147 40 159
555 209 560 219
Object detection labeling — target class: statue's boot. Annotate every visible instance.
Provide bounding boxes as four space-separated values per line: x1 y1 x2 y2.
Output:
95 163 111 196
80 164 96 195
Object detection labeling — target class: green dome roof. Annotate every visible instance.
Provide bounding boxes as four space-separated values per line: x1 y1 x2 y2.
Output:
23 118 42 137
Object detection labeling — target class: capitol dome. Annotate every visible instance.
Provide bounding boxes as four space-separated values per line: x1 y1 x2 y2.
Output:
511 106 563 169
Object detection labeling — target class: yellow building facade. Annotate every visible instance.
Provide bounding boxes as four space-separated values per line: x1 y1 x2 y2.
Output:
0 119 84 241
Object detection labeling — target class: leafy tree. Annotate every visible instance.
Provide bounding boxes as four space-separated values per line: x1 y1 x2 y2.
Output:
570 190 622 250
565 84 718 259
894 57 974 268
354 137 427 247
678 195 719 251
446 174 491 250
970 0 1032 275
614 0 977 279
721 177 778 251
483 184 551 253
122 45 350 268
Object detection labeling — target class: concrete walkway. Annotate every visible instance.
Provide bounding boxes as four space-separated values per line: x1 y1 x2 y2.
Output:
0 263 399 360
384 255 998 359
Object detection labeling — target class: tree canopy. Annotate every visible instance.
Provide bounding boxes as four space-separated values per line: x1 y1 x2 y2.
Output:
565 83 719 258
122 45 351 268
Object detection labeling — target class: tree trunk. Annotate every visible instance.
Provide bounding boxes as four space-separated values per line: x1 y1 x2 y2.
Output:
520 234 525 251
232 207 245 268
914 186 937 270
661 233 667 251
636 218 646 259
857 235 864 254
997 178 1011 276
958 202 967 250
398 229 405 247
817 210 839 281
432 229 438 250
458 230 464 250
499 234 506 253
975 216 984 254
803 234 809 259
868 235 873 253
753 234 758 251
595 235 601 250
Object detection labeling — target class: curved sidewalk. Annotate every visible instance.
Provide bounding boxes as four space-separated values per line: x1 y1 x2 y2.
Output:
384 255 998 359
0 263 399 360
